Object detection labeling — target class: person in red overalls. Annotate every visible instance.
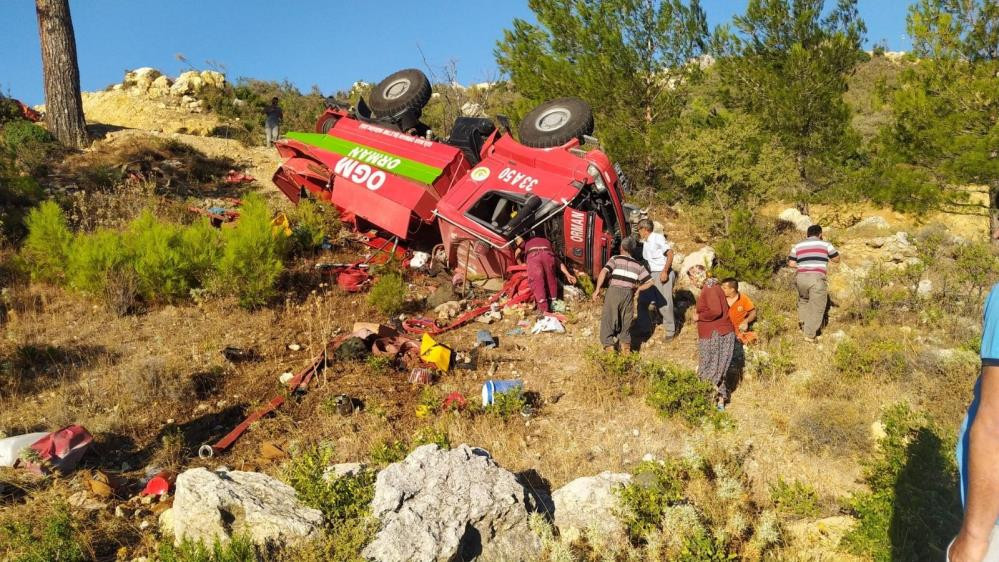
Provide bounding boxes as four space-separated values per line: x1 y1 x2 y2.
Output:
516 233 576 315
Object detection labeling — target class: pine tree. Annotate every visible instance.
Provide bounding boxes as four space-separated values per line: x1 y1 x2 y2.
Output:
495 0 708 194
712 0 867 191
868 0 999 239
35 0 87 148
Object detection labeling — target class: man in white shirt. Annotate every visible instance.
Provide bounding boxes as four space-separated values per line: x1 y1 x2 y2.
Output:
635 219 676 341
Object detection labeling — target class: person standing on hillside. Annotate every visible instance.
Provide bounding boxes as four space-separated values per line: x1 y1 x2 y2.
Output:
949 282 999 562
787 224 840 342
264 97 283 147
635 219 677 342
688 265 735 409
592 237 653 353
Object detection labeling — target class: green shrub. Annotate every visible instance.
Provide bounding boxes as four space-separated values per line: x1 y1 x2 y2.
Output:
0 504 86 562
126 211 189 300
411 424 451 449
486 389 527 420
770 478 820 518
749 340 796 381
790 398 870 455
953 240 999 300
283 445 376 526
617 460 687 539
713 210 783 287
833 332 908 379
843 404 961 562
364 354 395 374
157 534 256 562
369 439 408 466
291 198 340 252
218 194 284 308
643 360 717 424
0 97 22 125
66 229 129 295
179 217 224 285
367 272 406 316
22 201 72 283
586 346 641 378
2 120 56 175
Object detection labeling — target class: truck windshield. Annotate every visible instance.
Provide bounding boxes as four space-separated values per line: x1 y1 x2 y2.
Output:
466 191 527 234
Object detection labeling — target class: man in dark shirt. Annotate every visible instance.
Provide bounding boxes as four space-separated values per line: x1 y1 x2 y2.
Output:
265 97 283 147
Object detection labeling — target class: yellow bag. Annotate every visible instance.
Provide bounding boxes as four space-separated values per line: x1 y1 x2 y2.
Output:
420 333 452 372
271 212 292 238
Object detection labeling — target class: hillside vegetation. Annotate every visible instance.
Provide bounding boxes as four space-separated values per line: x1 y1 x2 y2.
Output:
1 0 998 561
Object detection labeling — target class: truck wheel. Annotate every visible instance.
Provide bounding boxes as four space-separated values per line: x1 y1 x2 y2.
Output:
368 69 432 117
518 98 594 148
317 113 339 134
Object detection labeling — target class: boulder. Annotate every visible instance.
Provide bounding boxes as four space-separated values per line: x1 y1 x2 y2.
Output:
123 67 162 94
850 216 890 232
778 208 813 232
200 70 226 90
148 75 173 97
552 471 632 541
426 284 458 309
679 246 715 281
170 71 204 97
160 467 322 548
363 444 540 562
460 101 485 117
917 278 933 297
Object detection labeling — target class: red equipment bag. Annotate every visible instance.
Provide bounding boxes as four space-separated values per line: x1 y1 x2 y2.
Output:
337 267 371 292
22 425 93 475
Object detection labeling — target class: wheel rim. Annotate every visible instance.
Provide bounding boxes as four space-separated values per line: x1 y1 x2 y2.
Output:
383 78 412 100
534 107 572 132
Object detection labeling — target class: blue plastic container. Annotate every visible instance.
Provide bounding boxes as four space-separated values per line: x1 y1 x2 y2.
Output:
482 379 523 406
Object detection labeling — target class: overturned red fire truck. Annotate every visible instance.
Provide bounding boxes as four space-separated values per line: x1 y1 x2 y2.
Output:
272 68 632 279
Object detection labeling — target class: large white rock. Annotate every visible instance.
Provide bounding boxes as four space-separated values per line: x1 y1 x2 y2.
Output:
200 70 226 90
679 246 716 281
552 471 632 541
123 67 162 94
778 208 813 232
160 467 322 548
148 75 173 97
363 444 540 562
170 71 204 97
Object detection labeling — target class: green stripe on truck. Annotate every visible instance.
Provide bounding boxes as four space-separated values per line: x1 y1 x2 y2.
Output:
286 131 443 185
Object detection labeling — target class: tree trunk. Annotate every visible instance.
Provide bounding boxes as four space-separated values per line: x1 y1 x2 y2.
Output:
36 0 87 148
990 182 999 245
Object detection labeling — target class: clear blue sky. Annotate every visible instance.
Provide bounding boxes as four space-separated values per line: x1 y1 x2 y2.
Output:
2 0 913 106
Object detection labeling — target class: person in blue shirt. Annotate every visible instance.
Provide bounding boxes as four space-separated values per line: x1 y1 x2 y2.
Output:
951 283 999 561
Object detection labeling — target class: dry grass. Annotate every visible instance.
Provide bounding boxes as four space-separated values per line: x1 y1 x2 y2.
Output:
0 200 984 560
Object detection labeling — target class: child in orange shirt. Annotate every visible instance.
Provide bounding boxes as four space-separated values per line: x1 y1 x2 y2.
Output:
721 278 758 345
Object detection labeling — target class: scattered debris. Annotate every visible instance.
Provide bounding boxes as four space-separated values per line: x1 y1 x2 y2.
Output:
476 330 497 349
221 346 258 363
408 368 434 385
0 432 49 467
21 425 93 475
419 334 453 372
141 471 175 497
482 380 524 406
443 392 468 411
224 170 255 184
333 394 364 416
531 316 565 334
287 343 301 351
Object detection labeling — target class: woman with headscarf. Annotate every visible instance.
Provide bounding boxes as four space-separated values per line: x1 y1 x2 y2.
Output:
688 265 735 410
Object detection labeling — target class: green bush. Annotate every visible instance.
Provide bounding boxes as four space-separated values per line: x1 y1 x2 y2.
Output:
617 460 687 539
586 346 641 378
411 424 451 449
843 404 961 562
0 504 86 562
157 534 256 562
643 360 717 424
2 120 56 175
367 272 406 316
833 332 908 379
218 194 285 308
66 229 130 295
486 389 527 419
770 478 820 518
369 439 408 466
616 434 782 559
0 97 22 125
283 445 376 526
291 198 340 253
953 240 999 300
713 210 784 287
22 201 72 283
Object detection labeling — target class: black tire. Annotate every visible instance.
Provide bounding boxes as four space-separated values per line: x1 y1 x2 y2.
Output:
518 97 594 148
367 68 432 117
317 113 339 134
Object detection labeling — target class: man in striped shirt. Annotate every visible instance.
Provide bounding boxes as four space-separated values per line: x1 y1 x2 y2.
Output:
593 237 655 352
788 224 840 342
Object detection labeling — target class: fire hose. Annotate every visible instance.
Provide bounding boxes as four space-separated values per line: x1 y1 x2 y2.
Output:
402 267 533 336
